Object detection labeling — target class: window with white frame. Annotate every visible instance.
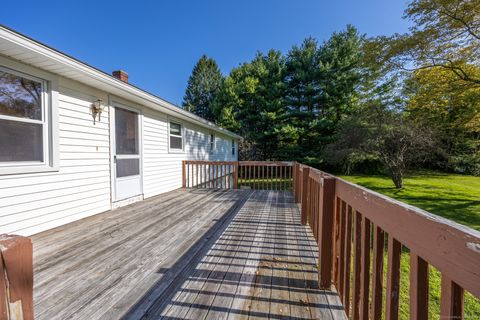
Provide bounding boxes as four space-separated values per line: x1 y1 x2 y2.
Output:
0 67 49 165
209 134 215 153
169 122 183 150
231 139 235 156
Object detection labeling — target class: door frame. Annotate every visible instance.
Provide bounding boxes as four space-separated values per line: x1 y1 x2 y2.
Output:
108 96 144 203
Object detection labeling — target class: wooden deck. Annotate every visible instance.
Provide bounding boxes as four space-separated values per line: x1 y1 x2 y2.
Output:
32 189 346 320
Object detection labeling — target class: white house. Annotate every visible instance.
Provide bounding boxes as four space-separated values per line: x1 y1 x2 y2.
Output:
0 25 241 236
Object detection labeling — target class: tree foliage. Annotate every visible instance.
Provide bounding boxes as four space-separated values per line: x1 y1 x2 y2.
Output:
281 25 364 163
213 50 287 160
182 3 480 187
329 103 437 189
182 55 223 121
404 65 480 174
374 0 480 85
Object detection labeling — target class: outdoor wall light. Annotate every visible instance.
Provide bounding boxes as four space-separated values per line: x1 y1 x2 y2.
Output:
91 99 104 123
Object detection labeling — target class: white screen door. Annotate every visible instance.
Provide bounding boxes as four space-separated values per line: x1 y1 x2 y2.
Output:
113 106 142 201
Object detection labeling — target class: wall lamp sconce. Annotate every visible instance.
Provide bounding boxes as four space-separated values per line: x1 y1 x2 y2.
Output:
91 99 104 124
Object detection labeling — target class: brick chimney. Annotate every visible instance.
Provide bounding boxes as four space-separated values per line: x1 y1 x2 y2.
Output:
112 70 128 83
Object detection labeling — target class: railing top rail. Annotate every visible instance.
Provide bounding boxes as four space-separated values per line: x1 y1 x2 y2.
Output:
183 160 295 166
239 161 293 166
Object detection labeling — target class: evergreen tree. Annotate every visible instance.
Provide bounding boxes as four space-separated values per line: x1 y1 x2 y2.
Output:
213 50 287 160
182 55 223 122
283 25 364 164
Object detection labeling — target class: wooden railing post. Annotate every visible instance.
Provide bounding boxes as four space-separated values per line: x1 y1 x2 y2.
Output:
318 176 336 289
301 167 310 225
0 235 33 320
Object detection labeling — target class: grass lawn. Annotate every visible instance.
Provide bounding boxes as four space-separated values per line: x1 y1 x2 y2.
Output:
341 171 480 319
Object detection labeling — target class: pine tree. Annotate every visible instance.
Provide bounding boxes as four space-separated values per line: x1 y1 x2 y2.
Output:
182 55 223 122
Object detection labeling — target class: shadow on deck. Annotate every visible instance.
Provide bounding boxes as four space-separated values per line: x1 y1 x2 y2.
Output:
32 189 346 320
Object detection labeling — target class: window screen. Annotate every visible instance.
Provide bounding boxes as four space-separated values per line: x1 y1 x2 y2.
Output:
169 122 183 150
0 68 45 163
116 158 140 177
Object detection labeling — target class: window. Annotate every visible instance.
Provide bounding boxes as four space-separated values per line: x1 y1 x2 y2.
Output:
231 139 235 156
0 67 49 165
169 122 183 150
210 134 215 153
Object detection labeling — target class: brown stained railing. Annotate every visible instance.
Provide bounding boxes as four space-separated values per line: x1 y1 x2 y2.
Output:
182 160 293 190
0 234 34 320
291 162 480 320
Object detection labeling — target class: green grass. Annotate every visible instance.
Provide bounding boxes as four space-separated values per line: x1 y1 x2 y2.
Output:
340 171 480 319
340 171 480 231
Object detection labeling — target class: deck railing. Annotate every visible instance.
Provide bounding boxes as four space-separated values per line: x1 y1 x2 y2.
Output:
182 160 480 319
182 160 293 190
292 163 480 320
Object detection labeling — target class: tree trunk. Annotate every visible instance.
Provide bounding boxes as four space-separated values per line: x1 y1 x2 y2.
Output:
388 167 404 189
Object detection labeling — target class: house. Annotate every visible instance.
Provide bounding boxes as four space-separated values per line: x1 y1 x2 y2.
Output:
0 25 241 236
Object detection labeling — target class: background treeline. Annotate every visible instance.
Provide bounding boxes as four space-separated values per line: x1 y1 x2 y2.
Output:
182 0 480 188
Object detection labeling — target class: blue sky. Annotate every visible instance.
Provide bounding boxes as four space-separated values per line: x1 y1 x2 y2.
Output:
1 1 410 105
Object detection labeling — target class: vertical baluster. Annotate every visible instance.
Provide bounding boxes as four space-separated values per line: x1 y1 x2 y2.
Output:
333 197 341 288
371 225 385 320
223 163 227 189
261 165 264 190
308 178 312 225
410 253 429 320
311 180 315 235
338 200 346 299
234 162 238 189
276 165 279 191
440 276 464 320
227 163 230 189
196 162 199 188
280 165 283 190
248 165 253 189
201 162 204 188
266 165 270 190
343 205 353 317
360 216 371 320
241 163 243 189
352 211 362 320
182 161 186 189
314 181 319 240
204 162 207 188
301 167 310 225
386 237 401 320
220 163 223 189
289 165 293 191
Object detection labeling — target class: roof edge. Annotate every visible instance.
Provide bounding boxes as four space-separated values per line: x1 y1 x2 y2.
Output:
0 24 242 140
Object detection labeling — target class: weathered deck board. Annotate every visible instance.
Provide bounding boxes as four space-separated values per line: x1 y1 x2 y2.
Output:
32 189 346 320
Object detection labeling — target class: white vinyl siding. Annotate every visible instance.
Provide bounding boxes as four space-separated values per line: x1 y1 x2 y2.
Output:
0 83 111 236
0 58 239 236
142 111 237 198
